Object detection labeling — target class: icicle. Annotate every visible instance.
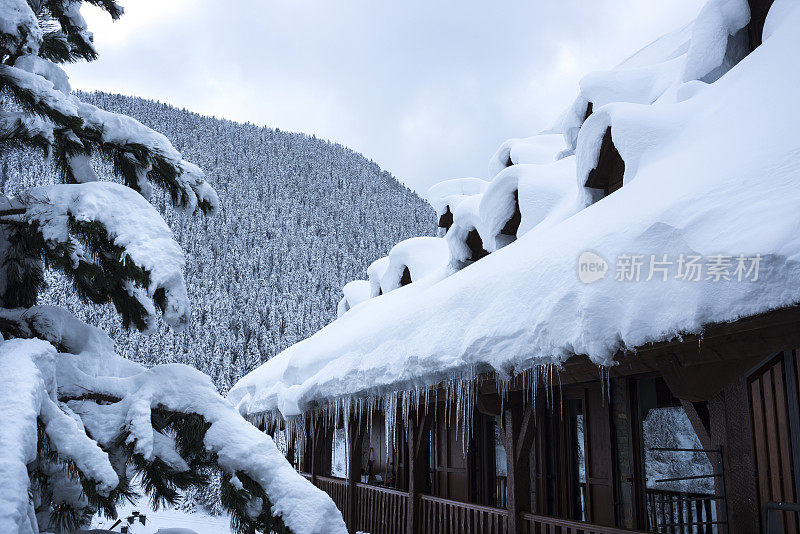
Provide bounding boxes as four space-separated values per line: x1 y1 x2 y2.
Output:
384 390 398 458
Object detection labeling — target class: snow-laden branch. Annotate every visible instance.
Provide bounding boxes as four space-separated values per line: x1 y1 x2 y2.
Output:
0 63 219 215
0 339 49 534
67 363 348 534
0 305 346 533
22 182 191 330
0 111 54 150
0 337 116 533
0 0 41 57
39 395 118 494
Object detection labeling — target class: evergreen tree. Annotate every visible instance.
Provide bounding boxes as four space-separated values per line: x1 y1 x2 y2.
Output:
0 2 344 533
5 90 435 396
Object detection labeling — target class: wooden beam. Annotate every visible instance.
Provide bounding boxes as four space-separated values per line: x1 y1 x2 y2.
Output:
0 208 25 217
748 0 775 50
346 418 364 533
476 391 502 416
681 399 714 450
300 420 313 474
310 419 329 485
657 355 765 401
406 410 432 534
501 403 534 534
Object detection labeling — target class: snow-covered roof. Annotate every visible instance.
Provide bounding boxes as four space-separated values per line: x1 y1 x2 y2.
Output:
337 280 371 318
425 177 488 219
380 237 450 293
367 256 390 297
557 0 751 157
487 134 565 178
446 155 577 260
229 0 800 420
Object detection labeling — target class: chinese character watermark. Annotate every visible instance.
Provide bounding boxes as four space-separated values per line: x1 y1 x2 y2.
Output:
578 252 761 284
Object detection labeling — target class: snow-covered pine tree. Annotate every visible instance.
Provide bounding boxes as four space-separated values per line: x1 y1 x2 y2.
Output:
0 2 345 534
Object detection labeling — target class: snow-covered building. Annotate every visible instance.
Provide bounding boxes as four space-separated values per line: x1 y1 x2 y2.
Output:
230 1 800 532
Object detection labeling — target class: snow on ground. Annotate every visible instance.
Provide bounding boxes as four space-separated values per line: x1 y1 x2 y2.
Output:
90 500 369 534
90 497 233 534
229 0 800 423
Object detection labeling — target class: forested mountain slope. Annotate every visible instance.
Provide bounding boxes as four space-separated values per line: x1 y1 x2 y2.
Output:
3 91 435 391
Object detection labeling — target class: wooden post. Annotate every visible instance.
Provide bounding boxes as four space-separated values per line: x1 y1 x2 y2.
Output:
346 418 364 533
300 418 313 474
310 419 328 485
500 403 534 534
406 410 432 534
286 440 296 471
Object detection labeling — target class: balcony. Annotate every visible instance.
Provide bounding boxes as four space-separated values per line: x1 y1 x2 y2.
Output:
301 473 650 534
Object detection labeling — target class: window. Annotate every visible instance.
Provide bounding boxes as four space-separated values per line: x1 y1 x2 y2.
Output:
584 127 624 198
400 266 412 286
438 206 454 230
499 190 521 238
331 427 348 478
576 413 587 521
465 229 489 262
637 378 718 532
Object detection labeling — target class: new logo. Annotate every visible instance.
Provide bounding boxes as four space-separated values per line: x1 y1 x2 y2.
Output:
578 251 608 283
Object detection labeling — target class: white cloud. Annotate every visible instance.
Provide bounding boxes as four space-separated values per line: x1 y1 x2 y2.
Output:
66 0 703 192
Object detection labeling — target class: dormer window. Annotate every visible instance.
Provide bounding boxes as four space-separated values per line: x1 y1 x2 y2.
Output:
500 190 521 238
466 229 489 262
438 206 454 230
400 267 412 287
584 127 625 198
747 0 775 50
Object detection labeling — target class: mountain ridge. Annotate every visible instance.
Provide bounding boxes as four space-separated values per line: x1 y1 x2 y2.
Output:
4 90 436 391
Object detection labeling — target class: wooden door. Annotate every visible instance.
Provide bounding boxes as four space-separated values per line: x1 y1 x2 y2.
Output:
534 393 577 519
530 386 617 524
749 351 800 532
432 403 470 502
531 398 549 515
471 413 500 506
582 382 618 527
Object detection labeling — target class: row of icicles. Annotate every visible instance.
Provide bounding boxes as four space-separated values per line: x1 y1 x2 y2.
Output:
250 363 614 459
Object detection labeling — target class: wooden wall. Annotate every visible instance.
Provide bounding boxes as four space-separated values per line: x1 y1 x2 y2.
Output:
746 350 800 532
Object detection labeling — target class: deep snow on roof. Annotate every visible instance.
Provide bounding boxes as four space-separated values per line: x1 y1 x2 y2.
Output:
230 0 800 419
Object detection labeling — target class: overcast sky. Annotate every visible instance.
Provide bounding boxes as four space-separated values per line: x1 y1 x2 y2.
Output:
65 0 703 193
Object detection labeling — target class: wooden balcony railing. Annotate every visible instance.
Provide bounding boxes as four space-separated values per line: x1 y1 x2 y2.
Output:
496 476 508 508
355 482 408 534
306 474 648 534
645 488 719 533
314 475 349 515
420 494 508 534
521 512 649 534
